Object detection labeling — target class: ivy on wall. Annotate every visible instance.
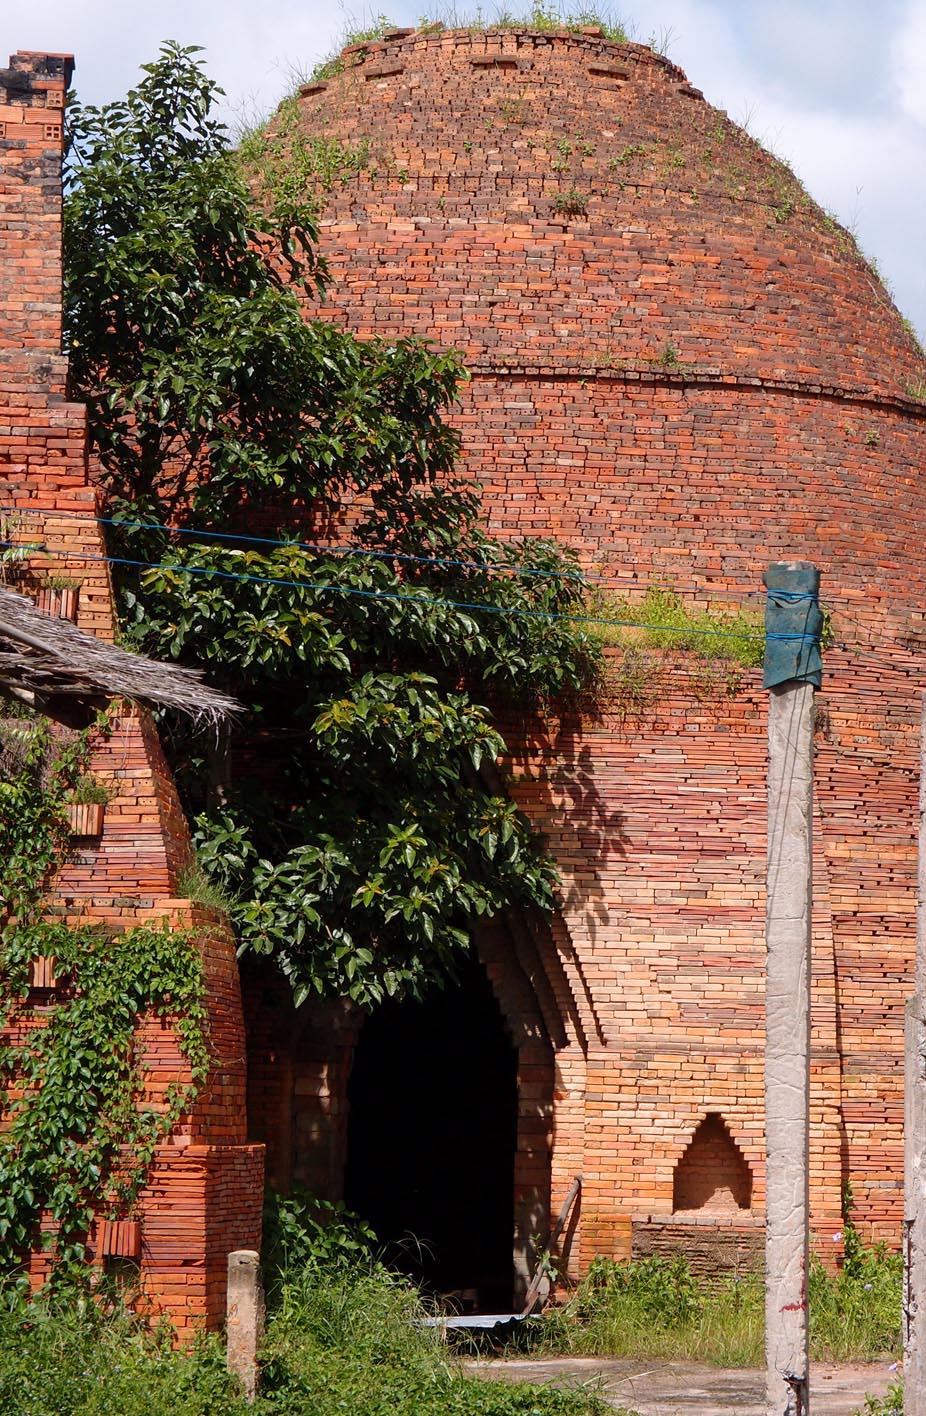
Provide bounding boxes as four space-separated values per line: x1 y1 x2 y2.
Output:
0 712 208 1278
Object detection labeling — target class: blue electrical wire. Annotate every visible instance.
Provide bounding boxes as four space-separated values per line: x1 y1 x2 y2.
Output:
0 503 819 602
24 542 819 643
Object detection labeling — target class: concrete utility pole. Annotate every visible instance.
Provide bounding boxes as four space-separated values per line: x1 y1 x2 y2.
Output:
904 697 926 1416
763 562 823 1416
227 1249 265 1401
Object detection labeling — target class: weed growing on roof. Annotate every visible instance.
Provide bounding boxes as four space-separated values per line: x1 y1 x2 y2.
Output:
305 15 397 84
646 24 676 57
420 4 629 40
290 5 629 95
550 184 588 216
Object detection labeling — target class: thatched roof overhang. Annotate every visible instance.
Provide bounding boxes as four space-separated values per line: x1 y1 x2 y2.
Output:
0 587 239 723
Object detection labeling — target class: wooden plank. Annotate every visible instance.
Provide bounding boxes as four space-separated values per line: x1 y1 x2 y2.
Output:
521 1175 581 1317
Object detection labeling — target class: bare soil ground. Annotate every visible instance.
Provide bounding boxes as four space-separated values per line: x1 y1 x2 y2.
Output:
466 1356 898 1414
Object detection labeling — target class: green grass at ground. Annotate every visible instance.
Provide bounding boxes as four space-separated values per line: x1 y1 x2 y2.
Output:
0 1201 902 1415
0 1264 609 1416
260 1262 610 1414
858 1385 904 1415
530 1240 902 1369
0 1301 247 1416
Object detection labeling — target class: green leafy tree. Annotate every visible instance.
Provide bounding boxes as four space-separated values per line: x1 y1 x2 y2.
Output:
64 44 600 1006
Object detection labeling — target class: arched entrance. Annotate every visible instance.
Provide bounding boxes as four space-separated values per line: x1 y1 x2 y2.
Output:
344 953 518 1311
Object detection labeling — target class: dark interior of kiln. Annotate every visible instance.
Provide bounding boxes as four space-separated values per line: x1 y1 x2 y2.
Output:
344 954 518 1311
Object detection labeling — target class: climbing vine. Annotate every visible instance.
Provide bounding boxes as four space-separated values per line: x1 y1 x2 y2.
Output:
0 717 76 922
0 712 209 1278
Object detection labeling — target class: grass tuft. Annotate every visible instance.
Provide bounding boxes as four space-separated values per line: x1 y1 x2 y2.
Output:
530 1232 902 1371
538 1256 764 1367
176 860 238 915
586 584 765 670
858 1384 904 1415
420 4 629 40
809 1224 902 1362
0 1236 609 1415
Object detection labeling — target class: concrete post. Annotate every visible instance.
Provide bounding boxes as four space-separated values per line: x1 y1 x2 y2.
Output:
764 562 821 1416
766 679 813 1416
904 697 926 1416
227 1249 264 1402
906 998 926 1416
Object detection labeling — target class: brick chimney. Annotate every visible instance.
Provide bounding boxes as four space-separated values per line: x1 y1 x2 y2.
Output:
0 52 74 369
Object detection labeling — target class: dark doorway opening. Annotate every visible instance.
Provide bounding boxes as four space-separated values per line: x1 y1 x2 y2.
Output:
344 953 518 1312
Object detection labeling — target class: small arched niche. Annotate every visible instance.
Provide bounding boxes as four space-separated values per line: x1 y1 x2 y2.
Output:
672 1113 752 1213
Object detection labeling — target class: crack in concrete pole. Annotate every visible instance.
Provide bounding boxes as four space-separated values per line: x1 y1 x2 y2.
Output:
763 562 822 1416
904 695 926 1416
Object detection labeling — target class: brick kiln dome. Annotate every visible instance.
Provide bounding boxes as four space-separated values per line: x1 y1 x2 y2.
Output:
285 26 926 636
290 26 923 401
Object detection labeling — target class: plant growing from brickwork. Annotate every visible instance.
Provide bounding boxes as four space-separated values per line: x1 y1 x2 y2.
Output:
0 513 42 586
421 4 629 41
238 101 381 211
0 712 208 1277
303 15 397 85
651 341 682 369
551 185 588 216
607 143 649 171
587 585 766 670
63 45 602 1009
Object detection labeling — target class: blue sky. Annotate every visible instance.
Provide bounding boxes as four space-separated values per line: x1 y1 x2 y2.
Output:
3 1 926 333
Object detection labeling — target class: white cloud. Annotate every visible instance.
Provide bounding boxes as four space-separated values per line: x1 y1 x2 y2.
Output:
1 0 356 123
894 0 926 122
727 0 903 113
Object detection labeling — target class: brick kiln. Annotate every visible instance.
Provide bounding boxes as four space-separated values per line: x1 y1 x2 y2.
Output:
4 23 926 1323
259 25 926 1296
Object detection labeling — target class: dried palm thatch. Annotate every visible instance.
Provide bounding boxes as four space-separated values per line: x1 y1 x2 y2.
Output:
0 586 238 722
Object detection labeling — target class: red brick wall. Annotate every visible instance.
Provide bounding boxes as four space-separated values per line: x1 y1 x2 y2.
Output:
288 28 923 398
279 25 926 1273
0 52 261 1328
